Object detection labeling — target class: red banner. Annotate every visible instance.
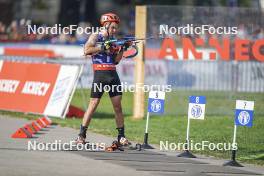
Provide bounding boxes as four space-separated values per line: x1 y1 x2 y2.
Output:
0 61 59 113
0 61 81 118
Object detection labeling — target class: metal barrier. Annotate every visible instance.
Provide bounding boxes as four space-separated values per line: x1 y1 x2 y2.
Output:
1 56 264 93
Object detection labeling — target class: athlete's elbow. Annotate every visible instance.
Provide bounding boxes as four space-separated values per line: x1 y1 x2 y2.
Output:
84 50 91 56
84 48 93 56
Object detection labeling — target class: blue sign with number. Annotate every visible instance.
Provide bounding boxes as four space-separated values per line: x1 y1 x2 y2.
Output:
234 100 254 127
188 96 206 120
148 91 165 114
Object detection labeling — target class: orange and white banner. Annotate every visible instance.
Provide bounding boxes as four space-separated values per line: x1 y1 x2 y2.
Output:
0 61 81 118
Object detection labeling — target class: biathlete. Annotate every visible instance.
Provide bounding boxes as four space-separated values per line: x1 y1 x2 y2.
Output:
75 13 131 146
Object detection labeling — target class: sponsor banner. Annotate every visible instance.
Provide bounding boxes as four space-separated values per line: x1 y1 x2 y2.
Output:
2 54 264 93
0 45 80 58
44 65 81 117
0 42 263 62
0 61 81 118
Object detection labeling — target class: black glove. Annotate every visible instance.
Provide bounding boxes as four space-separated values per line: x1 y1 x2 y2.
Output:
101 40 112 51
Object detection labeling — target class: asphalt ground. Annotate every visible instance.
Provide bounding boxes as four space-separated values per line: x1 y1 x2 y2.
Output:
0 115 263 176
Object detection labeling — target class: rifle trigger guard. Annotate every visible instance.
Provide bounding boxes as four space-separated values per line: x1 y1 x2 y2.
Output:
124 45 138 59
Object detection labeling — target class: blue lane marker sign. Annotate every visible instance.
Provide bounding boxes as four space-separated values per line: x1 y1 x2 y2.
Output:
188 96 206 120
148 91 165 114
235 100 254 127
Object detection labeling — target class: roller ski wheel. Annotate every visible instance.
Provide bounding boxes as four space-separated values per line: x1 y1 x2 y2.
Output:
105 140 142 152
119 137 131 146
118 137 141 151
105 140 122 152
74 136 87 145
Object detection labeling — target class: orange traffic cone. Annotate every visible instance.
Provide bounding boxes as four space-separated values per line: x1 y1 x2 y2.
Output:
11 127 32 138
24 124 35 135
36 118 46 128
31 121 41 131
45 116 52 124
41 117 51 126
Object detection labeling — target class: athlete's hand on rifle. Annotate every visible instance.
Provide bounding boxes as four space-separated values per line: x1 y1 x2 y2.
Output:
122 41 133 51
101 40 111 51
101 40 120 55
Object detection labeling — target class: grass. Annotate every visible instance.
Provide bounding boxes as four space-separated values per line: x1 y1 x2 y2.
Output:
1 89 264 165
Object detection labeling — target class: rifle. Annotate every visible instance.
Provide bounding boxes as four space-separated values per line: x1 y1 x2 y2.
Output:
97 36 155 59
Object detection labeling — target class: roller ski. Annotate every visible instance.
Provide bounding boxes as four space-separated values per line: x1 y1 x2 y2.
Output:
105 137 142 152
74 136 87 145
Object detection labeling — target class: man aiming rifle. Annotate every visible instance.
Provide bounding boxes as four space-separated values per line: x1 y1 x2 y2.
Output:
75 13 131 146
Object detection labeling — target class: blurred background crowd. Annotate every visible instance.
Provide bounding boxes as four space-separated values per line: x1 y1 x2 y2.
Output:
0 0 263 45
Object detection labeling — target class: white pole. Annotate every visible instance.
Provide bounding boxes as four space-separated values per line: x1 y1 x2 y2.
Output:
145 112 150 133
186 116 190 142
186 116 191 150
232 125 237 149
